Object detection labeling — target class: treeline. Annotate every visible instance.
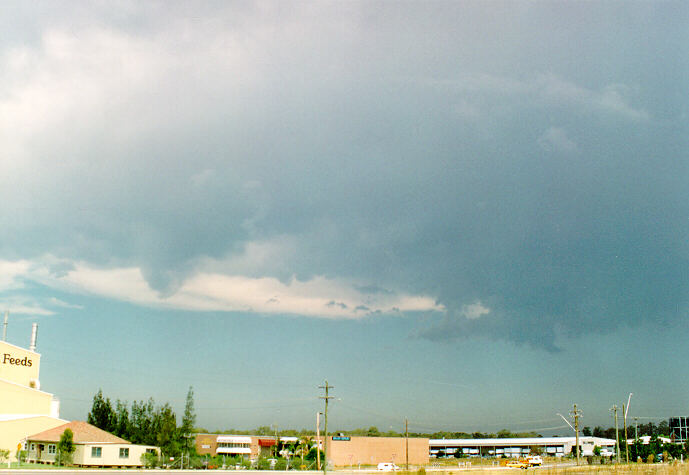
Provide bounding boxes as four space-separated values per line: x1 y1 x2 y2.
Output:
417 429 541 439
205 426 540 439
86 387 196 458
199 426 318 437
583 421 670 440
200 422 678 442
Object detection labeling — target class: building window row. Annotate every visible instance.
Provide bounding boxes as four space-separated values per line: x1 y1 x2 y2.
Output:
218 442 250 449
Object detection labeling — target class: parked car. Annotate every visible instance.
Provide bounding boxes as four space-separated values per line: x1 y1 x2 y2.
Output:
377 462 400 471
526 455 542 466
506 460 529 469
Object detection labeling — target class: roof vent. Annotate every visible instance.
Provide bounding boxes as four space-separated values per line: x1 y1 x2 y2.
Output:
29 322 38 352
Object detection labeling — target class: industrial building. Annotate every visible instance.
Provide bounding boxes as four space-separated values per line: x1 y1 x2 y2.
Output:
0 322 67 462
325 436 429 467
195 434 290 459
1 319 158 466
195 434 429 467
430 436 617 458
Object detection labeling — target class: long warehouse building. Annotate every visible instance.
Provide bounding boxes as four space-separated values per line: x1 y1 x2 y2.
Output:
430 436 617 458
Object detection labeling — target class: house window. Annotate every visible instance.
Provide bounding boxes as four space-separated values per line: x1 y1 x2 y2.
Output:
119 448 129 458
91 447 102 458
30 444 35 451
48 445 56 454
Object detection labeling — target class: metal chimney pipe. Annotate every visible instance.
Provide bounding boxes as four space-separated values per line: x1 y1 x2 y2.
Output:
2 311 7 341
29 322 38 352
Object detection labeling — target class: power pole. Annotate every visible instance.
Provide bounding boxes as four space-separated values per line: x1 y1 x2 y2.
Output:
570 404 581 466
611 405 620 464
634 417 638 441
405 418 409 471
316 412 321 471
623 404 629 464
624 393 632 464
319 381 334 475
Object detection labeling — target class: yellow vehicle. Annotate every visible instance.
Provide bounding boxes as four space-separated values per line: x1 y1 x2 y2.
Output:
506 460 529 469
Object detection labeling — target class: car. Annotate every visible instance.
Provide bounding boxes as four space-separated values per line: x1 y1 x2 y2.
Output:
377 462 400 471
506 460 529 469
526 456 542 466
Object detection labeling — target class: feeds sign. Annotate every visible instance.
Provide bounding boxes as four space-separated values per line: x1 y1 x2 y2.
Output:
2 353 33 367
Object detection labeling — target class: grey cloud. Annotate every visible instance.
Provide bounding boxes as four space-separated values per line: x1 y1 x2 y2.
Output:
0 2 687 348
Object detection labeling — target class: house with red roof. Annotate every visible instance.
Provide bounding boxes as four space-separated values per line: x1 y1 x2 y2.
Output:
26 420 158 467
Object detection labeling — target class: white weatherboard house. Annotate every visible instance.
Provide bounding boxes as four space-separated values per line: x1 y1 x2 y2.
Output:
26 420 158 467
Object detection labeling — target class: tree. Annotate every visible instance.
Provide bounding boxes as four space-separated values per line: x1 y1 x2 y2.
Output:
154 403 179 458
130 398 156 445
56 428 76 466
114 399 131 440
180 386 197 457
295 437 312 462
658 420 669 437
0 449 9 464
582 427 592 436
87 389 116 433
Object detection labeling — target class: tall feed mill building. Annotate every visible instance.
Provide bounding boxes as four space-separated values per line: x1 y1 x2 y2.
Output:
0 323 67 462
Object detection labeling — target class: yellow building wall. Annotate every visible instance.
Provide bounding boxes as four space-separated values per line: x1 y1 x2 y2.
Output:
0 379 53 415
0 416 66 462
0 340 41 387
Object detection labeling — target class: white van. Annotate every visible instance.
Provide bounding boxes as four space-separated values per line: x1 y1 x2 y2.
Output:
377 463 400 471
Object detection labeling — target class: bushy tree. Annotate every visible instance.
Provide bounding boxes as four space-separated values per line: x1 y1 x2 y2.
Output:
154 403 179 458
0 449 9 464
56 428 76 466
